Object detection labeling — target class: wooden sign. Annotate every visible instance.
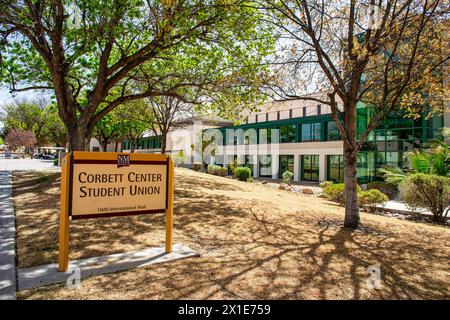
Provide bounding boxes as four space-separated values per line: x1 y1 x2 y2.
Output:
59 151 174 272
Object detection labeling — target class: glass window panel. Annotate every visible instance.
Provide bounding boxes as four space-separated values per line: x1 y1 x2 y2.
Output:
259 155 272 177
327 155 344 182
302 155 319 181
327 121 341 141
313 123 321 141
301 124 311 142
279 155 295 178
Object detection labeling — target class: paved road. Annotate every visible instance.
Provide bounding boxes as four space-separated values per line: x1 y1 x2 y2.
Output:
0 158 61 172
0 171 15 299
0 158 60 300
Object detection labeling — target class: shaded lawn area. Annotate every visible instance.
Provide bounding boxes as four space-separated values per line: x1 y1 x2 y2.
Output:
13 168 450 299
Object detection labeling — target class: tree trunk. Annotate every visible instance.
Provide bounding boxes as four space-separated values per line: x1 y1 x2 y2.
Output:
68 126 90 151
343 100 360 229
102 140 108 152
344 148 360 228
161 134 167 154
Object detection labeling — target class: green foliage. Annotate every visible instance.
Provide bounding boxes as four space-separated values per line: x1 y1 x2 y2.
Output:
410 151 431 173
172 150 187 167
366 181 398 200
94 110 125 150
217 167 228 177
235 167 251 181
117 101 150 151
400 173 450 223
379 165 407 186
0 1 276 149
193 163 202 172
1 100 67 147
324 183 346 206
227 159 239 176
320 181 334 189
324 183 362 206
282 170 294 184
53 158 59 166
380 140 450 186
359 189 389 212
207 164 227 177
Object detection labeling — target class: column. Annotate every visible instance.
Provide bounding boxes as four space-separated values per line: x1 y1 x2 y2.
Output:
271 154 279 179
252 154 258 178
319 153 327 182
294 154 300 181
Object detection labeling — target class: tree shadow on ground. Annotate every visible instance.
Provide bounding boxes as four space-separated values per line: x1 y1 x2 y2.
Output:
13 169 450 299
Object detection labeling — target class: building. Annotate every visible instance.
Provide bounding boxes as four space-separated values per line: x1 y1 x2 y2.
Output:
120 96 448 184
121 115 232 157
210 98 447 183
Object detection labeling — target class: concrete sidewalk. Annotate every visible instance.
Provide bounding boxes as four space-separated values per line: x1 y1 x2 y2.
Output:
18 244 199 290
0 170 16 300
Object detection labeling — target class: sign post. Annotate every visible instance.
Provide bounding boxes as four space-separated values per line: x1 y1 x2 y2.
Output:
58 152 174 272
58 155 70 272
165 158 174 253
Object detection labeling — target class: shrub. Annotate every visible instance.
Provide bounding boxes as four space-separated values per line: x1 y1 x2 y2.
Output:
207 164 219 175
320 181 334 189
324 183 346 205
53 158 59 166
366 181 398 199
282 170 294 184
359 189 388 212
193 163 202 172
172 150 187 167
324 183 362 206
207 164 227 177
400 173 450 223
227 159 239 176
216 167 228 177
235 167 251 181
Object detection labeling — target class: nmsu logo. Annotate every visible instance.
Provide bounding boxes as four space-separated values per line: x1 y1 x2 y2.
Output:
117 154 130 168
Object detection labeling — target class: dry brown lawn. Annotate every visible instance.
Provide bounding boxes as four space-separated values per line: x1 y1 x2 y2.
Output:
12 168 450 300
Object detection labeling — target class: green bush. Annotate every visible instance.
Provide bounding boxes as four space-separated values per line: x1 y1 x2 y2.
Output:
366 181 398 199
400 173 450 223
193 163 202 172
324 183 346 205
282 170 294 184
53 158 59 166
172 150 187 167
207 164 220 175
227 159 239 176
324 183 362 206
359 189 388 212
216 167 228 177
207 164 227 177
235 167 251 181
320 181 334 189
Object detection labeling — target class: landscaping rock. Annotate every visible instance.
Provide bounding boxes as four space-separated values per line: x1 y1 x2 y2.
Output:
302 188 314 195
279 183 290 190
